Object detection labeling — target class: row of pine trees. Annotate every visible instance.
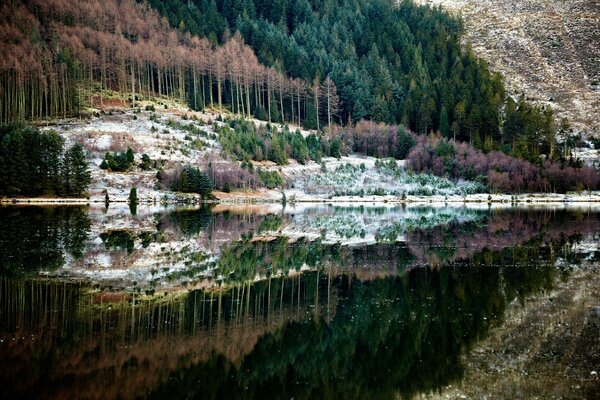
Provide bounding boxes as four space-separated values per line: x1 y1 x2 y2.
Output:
0 124 91 197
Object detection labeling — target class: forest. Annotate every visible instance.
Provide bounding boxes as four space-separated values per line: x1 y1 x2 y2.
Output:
0 124 91 197
0 0 598 197
148 0 567 159
0 0 575 161
0 0 304 126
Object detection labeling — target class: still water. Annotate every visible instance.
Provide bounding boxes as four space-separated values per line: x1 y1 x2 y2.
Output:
0 204 599 399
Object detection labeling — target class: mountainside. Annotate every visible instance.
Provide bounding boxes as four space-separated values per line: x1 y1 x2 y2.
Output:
1 0 599 202
419 0 600 136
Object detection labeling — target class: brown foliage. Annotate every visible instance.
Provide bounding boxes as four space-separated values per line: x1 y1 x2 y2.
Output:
0 0 307 122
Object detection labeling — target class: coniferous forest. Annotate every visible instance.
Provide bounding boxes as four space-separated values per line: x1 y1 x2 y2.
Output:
0 0 567 158
0 124 91 197
0 0 598 197
148 0 561 158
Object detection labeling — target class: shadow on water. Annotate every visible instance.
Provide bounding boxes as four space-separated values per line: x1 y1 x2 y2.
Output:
0 205 599 399
0 206 91 277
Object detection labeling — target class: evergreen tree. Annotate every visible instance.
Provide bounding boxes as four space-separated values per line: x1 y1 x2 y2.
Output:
439 106 450 138
197 171 213 198
64 143 91 196
126 147 135 164
129 187 138 203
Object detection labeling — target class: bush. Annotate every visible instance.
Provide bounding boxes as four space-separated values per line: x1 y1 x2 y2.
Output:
140 154 152 170
100 147 135 172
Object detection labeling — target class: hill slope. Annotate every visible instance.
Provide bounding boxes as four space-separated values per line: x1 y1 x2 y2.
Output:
419 0 600 136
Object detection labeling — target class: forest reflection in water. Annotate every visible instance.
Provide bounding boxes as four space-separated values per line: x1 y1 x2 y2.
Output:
0 204 599 399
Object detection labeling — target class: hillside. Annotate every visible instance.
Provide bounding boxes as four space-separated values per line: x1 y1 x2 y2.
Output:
1 0 599 202
418 0 600 136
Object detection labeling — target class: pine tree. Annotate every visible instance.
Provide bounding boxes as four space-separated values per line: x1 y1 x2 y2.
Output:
126 147 134 164
439 106 450 138
197 171 213 198
64 143 91 196
129 187 138 204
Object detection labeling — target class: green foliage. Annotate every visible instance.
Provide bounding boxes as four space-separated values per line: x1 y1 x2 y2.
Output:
258 169 283 189
503 96 558 162
126 148 134 164
0 207 90 276
140 154 153 171
0 123 90 197
100 230 136 254
63 143 92 196
129 187 138 204
435 140 456 158
171 165 213 197
152 0 560 159
396 129 416 159
219 119 321 165
330 137 342 158
100 148 135 172
306 133 323 162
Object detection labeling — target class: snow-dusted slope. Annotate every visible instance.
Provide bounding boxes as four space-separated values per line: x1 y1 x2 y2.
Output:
419 0 600 136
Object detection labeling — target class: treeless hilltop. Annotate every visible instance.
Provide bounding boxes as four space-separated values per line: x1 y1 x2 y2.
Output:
418 0 600 136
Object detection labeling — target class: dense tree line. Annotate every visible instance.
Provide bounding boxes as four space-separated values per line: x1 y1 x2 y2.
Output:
149 0 567 159
216 116 597 194
0 207 90 276
406 134 599 193
0 0 312 125
0 124 91 197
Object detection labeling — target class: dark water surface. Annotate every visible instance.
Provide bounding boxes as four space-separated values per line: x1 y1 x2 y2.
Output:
0 204 599 399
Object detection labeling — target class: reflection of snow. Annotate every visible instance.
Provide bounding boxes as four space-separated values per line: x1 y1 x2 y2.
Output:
33 202 600 292
279 205 486 244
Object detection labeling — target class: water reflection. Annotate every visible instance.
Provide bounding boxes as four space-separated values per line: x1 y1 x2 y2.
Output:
0 206 90 277
0 205 598 399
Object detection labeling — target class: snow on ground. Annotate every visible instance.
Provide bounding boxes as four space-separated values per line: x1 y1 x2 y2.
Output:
28 106 600 206
41 108 222 202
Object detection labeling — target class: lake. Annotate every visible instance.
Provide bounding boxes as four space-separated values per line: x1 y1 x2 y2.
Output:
0 204 599 399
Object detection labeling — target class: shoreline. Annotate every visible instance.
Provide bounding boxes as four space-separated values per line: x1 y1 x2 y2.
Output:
2 191 600 206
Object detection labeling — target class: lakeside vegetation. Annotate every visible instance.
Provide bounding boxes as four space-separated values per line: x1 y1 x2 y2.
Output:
0 123 91 197
0 0 598 198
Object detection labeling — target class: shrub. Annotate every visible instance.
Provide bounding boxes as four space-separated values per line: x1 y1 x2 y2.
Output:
258 169 283 189
140 154 152 170
99 147 135 172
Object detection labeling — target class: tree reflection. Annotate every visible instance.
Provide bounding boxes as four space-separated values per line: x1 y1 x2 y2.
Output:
0 206 90 276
